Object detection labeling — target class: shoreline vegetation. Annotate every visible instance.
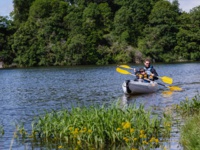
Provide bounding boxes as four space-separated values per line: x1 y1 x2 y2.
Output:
1 0 200 67
0 94 197 149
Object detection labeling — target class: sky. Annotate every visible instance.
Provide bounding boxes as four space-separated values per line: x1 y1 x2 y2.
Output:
0 0 200 17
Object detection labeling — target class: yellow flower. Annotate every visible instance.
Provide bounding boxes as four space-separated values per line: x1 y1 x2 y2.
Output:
150 137 155 143
122 121 131 129
140 130 145 134
133 138 137 141
69 127 73 131
58 145 63 149
77 140 81 145
132 148 137 150
142 141 148 145
123 137 129 142
155 138 159 143
130 128 134 133
117 128 121 131
80 127 87 133
88 129 92 133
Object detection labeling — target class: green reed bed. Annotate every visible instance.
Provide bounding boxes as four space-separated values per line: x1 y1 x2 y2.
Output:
176 94 200 117
175 94 200 150
16 103 172 149
0 125 4 137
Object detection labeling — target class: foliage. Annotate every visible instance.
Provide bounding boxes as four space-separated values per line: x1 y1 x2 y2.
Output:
180 113 200 150
1 0 200 66
15 103 172 149
175 94 200 117
174 95 200 149
138 0 179 62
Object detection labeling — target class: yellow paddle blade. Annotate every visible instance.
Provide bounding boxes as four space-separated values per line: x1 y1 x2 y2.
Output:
116 67 132 75
168 86 182 91
118 65 133 69
159 76 173 84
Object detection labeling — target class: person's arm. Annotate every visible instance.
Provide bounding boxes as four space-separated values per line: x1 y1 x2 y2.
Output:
151 68 158 80
151 68 158 76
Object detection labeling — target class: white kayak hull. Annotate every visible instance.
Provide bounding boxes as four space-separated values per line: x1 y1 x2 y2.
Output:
122 80 158 94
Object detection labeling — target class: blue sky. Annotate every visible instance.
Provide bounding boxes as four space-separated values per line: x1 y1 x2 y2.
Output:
0 0 200 16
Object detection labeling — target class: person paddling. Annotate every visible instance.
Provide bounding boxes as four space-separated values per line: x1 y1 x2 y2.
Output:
143 58 158 81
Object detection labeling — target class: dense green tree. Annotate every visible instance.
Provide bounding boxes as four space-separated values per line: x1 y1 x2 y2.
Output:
13 0 69 66
0 16 15 64
1 0 199 67
13 0 35 25
174 6 200 61
138 0 179 62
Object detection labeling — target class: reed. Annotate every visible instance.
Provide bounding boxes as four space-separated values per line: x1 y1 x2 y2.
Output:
180 112 200 150
175 94 200 116
16 102 172 149
0 125 4 137
175 94 200 149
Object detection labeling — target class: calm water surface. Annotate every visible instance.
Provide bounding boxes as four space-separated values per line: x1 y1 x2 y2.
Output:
0 63 199 149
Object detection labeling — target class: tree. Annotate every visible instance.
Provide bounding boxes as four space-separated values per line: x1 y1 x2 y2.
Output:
0 16 15 64
174 6 200 61
138 0 179 62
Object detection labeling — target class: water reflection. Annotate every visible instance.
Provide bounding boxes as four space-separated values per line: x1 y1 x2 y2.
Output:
162 90 174 97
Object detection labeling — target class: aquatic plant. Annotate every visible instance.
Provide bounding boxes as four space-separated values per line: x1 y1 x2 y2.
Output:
175 94 200 116
0 125 4 137
180 112 200 150
175 94 200 149
16 103 172 149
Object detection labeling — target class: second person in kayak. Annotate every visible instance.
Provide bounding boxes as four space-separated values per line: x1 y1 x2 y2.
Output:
135 68 153 82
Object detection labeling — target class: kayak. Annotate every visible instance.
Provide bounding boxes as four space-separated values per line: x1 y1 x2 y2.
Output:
122 80 158 94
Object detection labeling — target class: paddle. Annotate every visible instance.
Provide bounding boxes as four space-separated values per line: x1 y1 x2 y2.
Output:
116 67 136 76
158 83 182 91
116 67 182 91
116 67 152 82
118 65 173 84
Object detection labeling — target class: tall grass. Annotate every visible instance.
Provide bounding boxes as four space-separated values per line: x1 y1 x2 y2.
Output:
180 113 200 150
16 103 172 149
176 94 200 116
175 94 200 149
0 125 4 137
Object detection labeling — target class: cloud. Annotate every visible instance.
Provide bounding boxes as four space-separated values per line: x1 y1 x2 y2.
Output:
0 0 13 16
179 0 200 12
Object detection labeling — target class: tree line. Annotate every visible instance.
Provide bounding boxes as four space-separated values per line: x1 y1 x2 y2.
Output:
0 0 200 67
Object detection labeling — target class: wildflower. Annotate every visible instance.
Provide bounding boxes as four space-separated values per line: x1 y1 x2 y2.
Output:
139 134 146 138
80 127 87 133
132 148 137 150
123 137 129 142
140 130 145 134
150 137 155 143
88 129 92 133
77 140 81 145
142 141 148 145
122 121 131 129
130 128 134 133
69 127 73 131
117 128 121 131
155 138 159 143
58 145 63 149
133 138 137 141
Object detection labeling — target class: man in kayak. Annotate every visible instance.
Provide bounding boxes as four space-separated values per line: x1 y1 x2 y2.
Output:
143 59 158 81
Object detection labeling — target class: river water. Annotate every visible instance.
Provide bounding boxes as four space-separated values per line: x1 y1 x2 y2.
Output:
0 62 199 149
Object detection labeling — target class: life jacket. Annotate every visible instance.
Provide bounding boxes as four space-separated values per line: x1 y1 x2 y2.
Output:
138 73 148 79
144 66 153 75
144 66 155 80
